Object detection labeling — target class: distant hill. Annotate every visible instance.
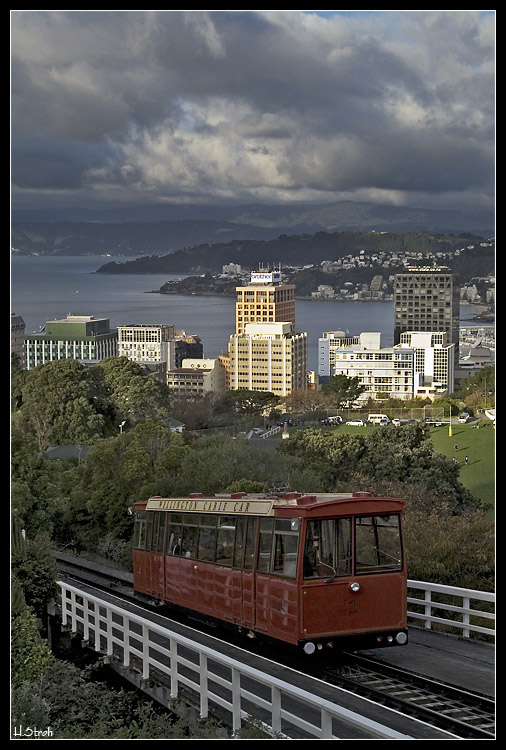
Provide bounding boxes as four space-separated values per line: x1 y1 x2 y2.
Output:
11 200 494 257
96 231 489 275
11 220 281 257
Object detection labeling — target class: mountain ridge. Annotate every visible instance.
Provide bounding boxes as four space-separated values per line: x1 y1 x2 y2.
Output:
11 200 494 257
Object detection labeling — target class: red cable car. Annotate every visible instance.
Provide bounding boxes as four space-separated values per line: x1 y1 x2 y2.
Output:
132 491 408 653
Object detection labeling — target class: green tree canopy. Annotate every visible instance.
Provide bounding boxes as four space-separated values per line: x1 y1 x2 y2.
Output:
215 389 279 417
322 374 365 409
96 357 172 424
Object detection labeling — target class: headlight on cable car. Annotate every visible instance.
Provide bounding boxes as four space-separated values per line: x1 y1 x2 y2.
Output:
396 631 408 645
350 582 360 592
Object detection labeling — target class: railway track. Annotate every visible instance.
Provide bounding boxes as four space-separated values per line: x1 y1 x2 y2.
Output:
52 551 495 740
311 654 495 739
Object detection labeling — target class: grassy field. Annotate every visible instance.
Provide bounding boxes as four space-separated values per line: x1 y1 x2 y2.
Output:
429 421 495 513
275 420 495 513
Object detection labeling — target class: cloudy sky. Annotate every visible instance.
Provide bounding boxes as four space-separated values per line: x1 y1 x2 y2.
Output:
11 10 495 215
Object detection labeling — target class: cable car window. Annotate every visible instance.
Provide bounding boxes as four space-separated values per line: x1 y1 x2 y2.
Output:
272 518 300 579
257 517 274 573
303 519 352 579
146 512 155 551
198 514 217 562
243 517 256 571
133 511 147 550
355 515 402 573
233 516 246 568
152 512 165 553
166 514 183 556
181 514 200 559
216 516 236 566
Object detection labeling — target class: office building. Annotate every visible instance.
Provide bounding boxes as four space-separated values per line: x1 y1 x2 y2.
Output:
235 269 295 335
24 315 117 370
394 266 460 364
228 322 307 397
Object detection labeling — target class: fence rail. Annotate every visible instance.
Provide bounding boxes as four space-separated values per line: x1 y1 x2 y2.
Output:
407 580 495 640
57 581 411 739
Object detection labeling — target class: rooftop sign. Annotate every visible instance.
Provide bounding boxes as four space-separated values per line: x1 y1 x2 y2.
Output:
250 271 281 284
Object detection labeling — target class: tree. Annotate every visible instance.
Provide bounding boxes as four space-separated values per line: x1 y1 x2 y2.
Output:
280 389 332 416
215 389 279 418
17 359 113 449
96 357 172 424
322 374 365 409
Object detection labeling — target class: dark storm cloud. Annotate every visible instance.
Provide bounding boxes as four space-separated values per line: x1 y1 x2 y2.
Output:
11 10 495 211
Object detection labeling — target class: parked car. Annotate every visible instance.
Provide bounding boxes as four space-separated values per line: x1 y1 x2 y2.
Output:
458 413 471 424
391 419 402 426
378 418 390 425
347 419 366 426
327 415 343 424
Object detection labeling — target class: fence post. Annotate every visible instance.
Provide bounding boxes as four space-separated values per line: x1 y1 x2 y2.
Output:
200 653 209 719
142 623 150 680
462 596 470 639
106 607 114 656
424 588 432 629
321 708 333 738
83 597 89 643
271 686 282 735
231 667 242 734
170 638 178 699
123 615 131 668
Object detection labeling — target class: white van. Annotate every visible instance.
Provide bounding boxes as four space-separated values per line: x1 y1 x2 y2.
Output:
458 413 470 423
368 414 390 424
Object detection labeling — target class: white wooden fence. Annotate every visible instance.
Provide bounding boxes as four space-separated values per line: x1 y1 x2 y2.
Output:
57 581 412 739
57 579 494 737
407 580 495 640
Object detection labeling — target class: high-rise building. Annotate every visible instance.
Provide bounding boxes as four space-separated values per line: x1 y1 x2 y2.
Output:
228 322 307 397
226 269 307 396
24 315 117 370
394 266 460 364
235 269 295 335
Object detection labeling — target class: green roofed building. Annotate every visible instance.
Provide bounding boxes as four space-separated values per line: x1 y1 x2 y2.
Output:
24 314 117 370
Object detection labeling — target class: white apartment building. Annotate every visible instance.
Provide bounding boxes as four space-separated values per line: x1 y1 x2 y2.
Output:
398 331 455 397
318 331 378 379
228 322 307 397
328 333 414 401
321 330 454 401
